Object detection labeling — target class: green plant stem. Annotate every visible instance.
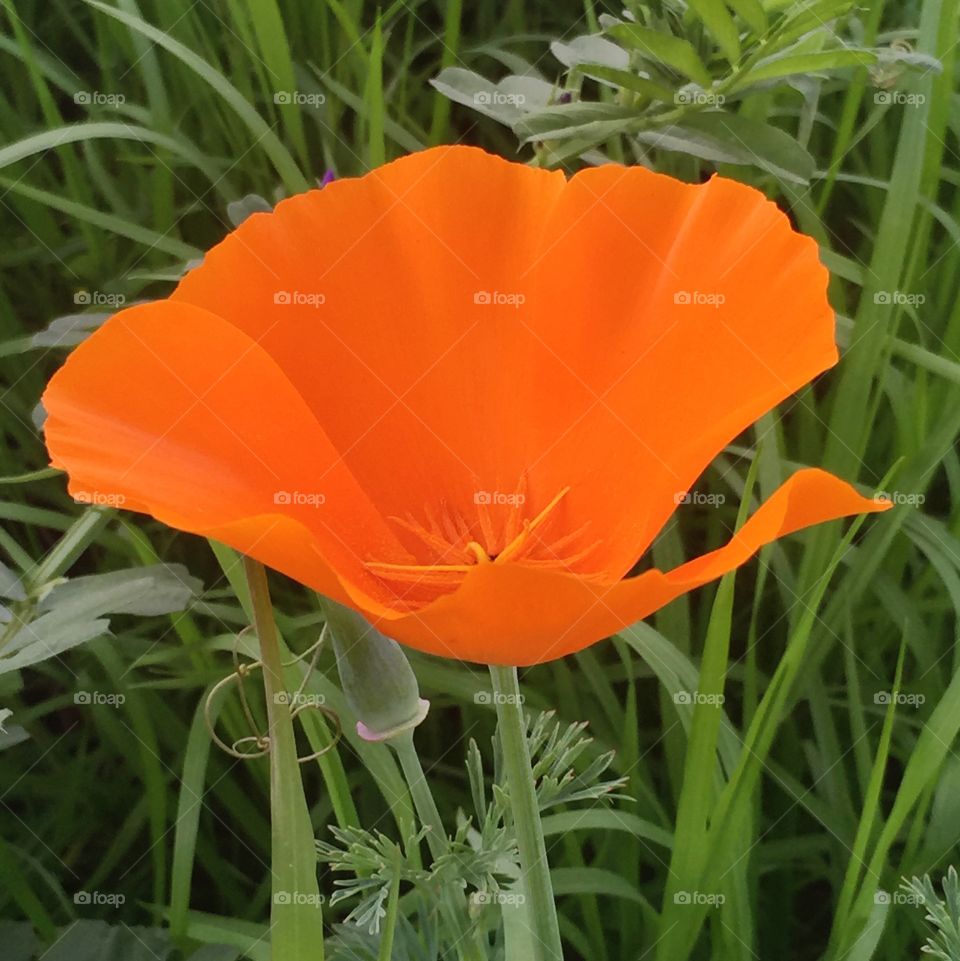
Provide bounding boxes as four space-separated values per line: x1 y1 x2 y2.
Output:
489 664 563 961
393 731 486 961
377 847 402 961
245 557 325 961
392 731 446 862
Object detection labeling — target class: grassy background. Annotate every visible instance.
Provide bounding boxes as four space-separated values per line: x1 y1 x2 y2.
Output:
1 0 960 958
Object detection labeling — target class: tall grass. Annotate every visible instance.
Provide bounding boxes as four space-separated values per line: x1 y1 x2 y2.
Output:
1 1 959 959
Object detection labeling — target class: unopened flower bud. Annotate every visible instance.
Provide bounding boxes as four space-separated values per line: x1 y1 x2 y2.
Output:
322 599 429 742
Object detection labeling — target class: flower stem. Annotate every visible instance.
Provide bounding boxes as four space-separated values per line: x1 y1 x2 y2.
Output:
244 557 325 961
392 732 487 961
392 731 446 862
489 664 563 961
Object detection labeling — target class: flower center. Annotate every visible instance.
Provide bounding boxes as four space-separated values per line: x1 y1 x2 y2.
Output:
365 483 597 591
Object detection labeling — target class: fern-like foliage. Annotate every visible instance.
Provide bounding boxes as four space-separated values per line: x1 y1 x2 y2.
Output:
318 709 627 952
902 867 960 960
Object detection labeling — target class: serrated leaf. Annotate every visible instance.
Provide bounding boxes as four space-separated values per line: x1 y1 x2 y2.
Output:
605 24 713 86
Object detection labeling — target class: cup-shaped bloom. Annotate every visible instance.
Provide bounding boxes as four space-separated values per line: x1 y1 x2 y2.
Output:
43 146 889 665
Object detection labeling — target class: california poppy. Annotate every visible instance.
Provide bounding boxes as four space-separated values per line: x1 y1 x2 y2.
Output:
43 146 888 665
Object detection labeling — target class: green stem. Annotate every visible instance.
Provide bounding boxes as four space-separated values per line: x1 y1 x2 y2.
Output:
393 732 487 961
489 664 563 961
392 732 446 862
377 848 403 961
245 558 325 961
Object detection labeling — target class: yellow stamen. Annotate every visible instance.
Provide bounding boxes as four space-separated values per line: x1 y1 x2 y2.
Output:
366 561 476 573
491 473 527 551
494 485 571 565
366 485 576 588
465 540 491 564
391 513 463 558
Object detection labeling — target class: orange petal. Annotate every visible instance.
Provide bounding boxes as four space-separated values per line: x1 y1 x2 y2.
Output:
358 469 889 665
171 146 570 535
42 300 410 601
170 148 837 577
522 166 838 577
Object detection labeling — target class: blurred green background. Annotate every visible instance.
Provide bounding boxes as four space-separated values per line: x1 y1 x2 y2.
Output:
1 0 960 959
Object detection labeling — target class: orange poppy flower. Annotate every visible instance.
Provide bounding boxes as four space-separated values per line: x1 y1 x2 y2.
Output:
43 146 888 665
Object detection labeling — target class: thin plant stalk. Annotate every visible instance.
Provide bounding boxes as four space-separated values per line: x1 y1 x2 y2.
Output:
392 731 487 961
489 664 563 961
392 731 446 862
245 557 325 961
